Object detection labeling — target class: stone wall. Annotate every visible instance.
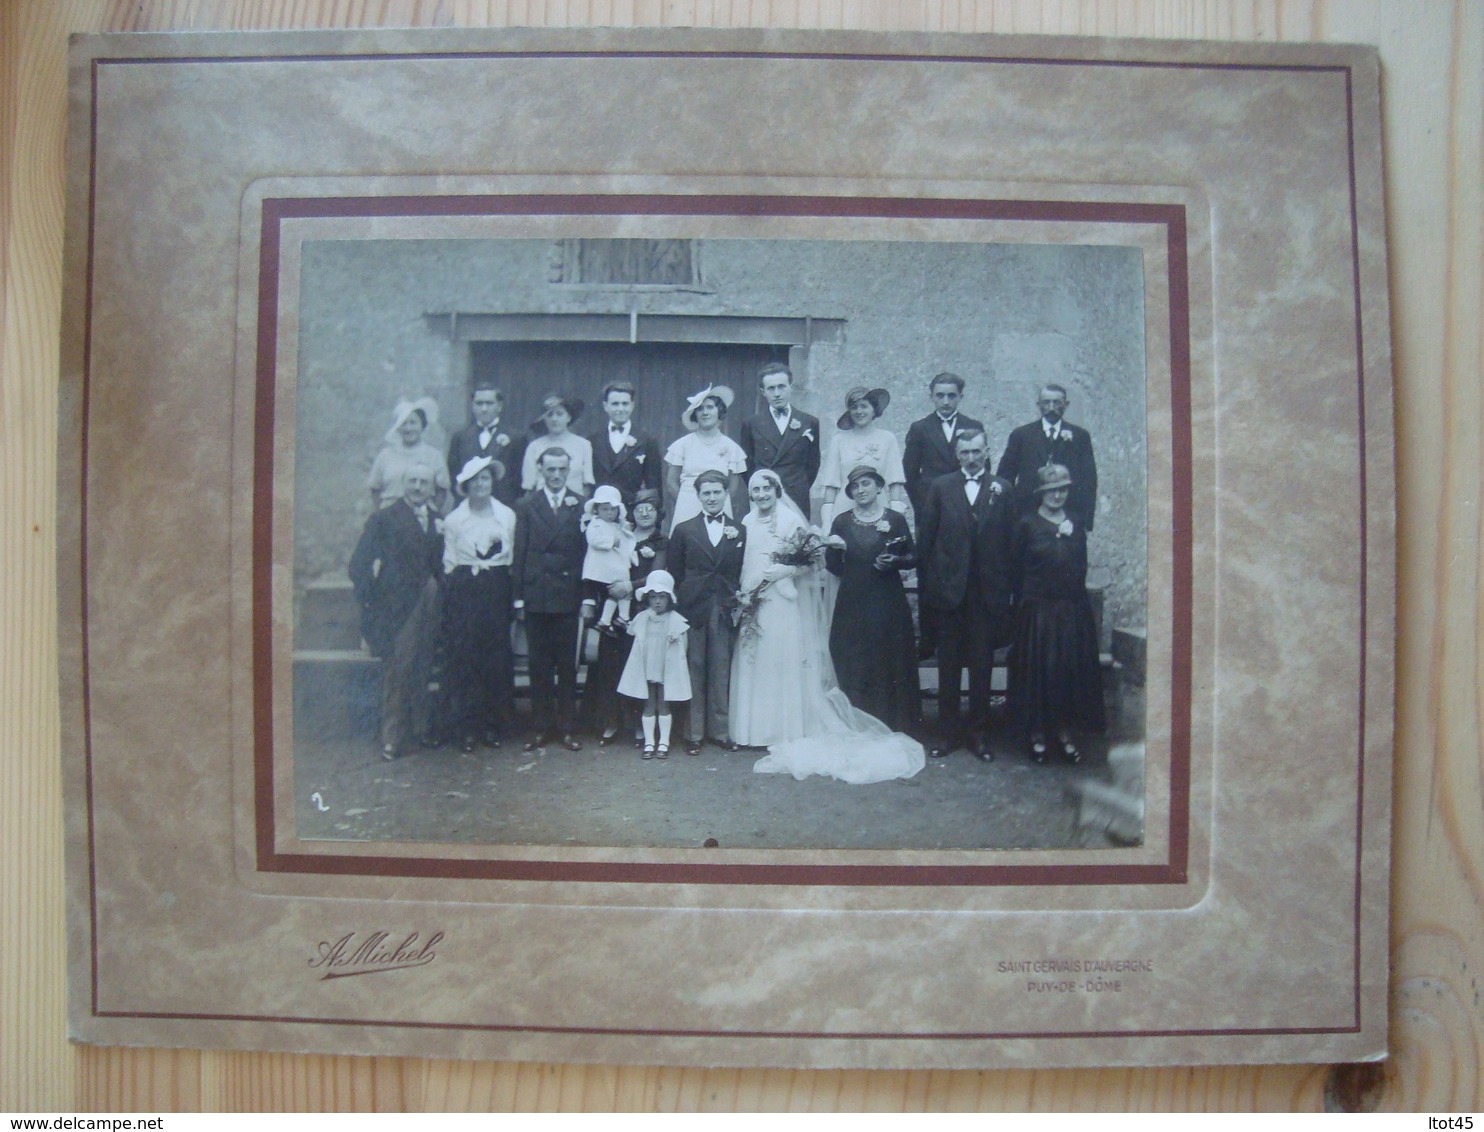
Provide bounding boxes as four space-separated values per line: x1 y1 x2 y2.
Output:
295 237 1148 637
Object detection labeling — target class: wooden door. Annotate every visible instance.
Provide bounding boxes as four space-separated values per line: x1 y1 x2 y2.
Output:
469 340 789 454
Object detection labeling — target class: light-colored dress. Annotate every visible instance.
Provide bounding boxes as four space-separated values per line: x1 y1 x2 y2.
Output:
663 431 747 533
731 506 926 784
617 608 692 701
815 426 907 496
816 427 909 526
367 441 450 507
521 431 595 495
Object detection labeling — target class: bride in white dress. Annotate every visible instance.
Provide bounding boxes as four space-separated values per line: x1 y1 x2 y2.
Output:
730 469 925 784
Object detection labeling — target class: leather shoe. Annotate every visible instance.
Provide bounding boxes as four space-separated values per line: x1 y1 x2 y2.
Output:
719 740 741 752
685 740 703 756
928 745 952 759
970 736 994 763
419 735 441 750
380 743 399 761
524 733 550 751
559 734 583 751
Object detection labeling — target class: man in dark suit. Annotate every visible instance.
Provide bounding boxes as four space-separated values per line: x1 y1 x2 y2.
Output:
902 371 986 520
511 447 587 751
901 371 987 658
347 466 445 759
446 380 519 506
996 383 1098 532
739 361 820 519
666 469 746 755
916 429 1016 761
586 380 661 503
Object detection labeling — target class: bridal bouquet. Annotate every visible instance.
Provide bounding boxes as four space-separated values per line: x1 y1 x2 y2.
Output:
769 527 830 567
732 528 829 643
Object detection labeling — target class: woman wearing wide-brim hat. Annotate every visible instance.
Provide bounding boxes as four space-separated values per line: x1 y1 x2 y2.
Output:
367 395 451 511
519 393 595 498
814 385 908 524
441 455 518 751
662 384 746 533
1007 462 1105 765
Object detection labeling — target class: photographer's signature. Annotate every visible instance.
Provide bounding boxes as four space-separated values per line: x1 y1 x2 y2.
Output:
309 931 443 980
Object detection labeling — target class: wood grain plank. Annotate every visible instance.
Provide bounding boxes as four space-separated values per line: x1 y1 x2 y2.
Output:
2 0 1476 1112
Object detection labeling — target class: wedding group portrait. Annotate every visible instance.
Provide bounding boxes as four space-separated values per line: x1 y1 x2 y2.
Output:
288 234 1150 852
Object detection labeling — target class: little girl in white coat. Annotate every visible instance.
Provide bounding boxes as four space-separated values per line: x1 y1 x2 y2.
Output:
617 570 691 758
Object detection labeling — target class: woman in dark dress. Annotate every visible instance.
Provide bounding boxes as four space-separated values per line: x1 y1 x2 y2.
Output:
589 488 668 745
441 456 517 751
824 465 922 733
1008 463 1105 764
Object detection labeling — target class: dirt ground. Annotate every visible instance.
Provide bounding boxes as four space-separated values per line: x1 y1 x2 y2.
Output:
292 685 1144 852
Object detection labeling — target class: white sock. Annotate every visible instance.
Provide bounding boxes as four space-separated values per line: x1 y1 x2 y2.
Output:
641 714 656 747
657 714 672 747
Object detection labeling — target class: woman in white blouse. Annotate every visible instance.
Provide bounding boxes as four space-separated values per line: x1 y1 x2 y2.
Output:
815 386 908 525
442 455 518 751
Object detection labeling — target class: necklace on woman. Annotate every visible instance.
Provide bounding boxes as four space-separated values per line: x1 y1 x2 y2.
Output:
851 505 885 524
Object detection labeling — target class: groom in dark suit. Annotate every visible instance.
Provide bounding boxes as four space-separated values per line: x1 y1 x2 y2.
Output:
916 429 1015 761
587 380 661 503
739 361 820 519
347 466 445 759
667 470 747 755
996 383 1099 532
511 448 587 751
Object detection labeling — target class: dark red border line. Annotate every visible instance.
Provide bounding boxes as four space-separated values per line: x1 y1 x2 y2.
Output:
250 192 1192 891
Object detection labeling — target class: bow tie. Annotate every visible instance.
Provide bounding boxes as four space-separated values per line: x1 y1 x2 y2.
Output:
705 513 724 523
773 409 788 418
939 414 956 424
965 473 983 482
610 424 625 432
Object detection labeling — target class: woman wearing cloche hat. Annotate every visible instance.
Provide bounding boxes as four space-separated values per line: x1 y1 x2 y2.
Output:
519 392 595 497
814 385 908 525
1007 462 1105 765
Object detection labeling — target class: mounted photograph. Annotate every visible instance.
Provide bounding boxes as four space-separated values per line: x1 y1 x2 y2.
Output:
287 233 1150 853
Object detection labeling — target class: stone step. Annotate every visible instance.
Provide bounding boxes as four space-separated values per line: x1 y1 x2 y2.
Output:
295 579 362 652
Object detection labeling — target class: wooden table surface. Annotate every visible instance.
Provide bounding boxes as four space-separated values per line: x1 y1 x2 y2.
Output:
3 0 1478 1112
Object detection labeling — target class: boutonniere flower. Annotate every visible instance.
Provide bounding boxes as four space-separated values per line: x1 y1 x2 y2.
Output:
1060 429 1074 441
495 433 510 448
788 418 801 431
1057 519 1074 537
623 435 637 448
433 518 445 535
989 481 1004 496
563 496 578 507
639 545 656 559
723 526 739 539
634 453 645 464
874 519 892 533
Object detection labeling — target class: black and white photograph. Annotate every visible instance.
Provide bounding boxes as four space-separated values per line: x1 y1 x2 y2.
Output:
290 234 1150 852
